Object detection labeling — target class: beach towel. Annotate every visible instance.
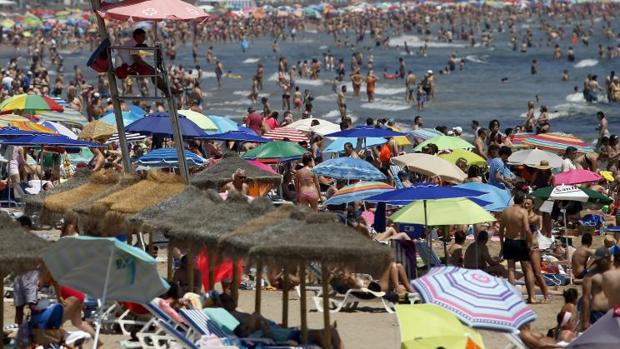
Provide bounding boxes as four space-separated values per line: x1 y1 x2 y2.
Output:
196 247 244 291
202 308 239 336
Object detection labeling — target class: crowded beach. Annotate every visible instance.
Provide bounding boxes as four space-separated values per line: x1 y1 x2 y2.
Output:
1 0 620 348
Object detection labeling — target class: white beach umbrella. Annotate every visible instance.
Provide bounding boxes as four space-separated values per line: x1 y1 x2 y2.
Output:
508 148 563 168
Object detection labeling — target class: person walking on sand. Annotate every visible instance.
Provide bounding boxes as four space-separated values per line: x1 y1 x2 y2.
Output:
365 70 378 103
499 191 538 303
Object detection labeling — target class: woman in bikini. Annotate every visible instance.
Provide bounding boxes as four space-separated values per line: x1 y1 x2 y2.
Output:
524 196 550 302
295 152 321 211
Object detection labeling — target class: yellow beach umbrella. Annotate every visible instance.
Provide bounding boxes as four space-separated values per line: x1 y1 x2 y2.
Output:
388 125 413 146
177 110 219 132
439 149 486 167
396 304 485 349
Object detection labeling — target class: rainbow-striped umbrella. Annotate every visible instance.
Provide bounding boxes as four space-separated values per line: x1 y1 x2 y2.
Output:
0 94 64 114
522 133 593 154
412 266 536 332
0 118 55 134
324 181 393 205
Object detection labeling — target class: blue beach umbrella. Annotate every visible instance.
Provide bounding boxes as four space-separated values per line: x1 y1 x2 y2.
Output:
456 182 511 212
200 131 271 143
365 186 485 206
127 104 146 116
125 112 207 138
100 110 143 127
325 126 405 138
324 181 394 206
207 115 239 133
0 134 103 147
137 148 208 168
312 157 386 181
322 137 386 153
43 236 169 348
0 127 38 137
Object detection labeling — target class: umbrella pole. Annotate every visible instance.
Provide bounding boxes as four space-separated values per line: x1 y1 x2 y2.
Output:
187 250 195 293
89 0 131 174
281 265 289 327
167 243 173 281
321 263 332 349
93 250 115 349
424 200 432 268
299 262 308 344
0 272 4 349
255 259 263 315
443 226 449 266
231 256 239 307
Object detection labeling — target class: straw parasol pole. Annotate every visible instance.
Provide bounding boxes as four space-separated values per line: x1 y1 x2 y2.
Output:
0 214 50 349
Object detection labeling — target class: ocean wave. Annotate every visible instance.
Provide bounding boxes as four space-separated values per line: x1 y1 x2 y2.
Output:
388 35 466 48
565 92 585 103
315 93 337 102
296 78 324 86
360 98 412 112
519 102 598 120
342 82 405 95
574 59 598 68
465 55 488 64
242 58 260 64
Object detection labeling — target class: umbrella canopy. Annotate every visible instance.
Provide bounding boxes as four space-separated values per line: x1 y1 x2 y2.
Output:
0 134 102 147
554 169 602 186
39 121 78 139
522 133 593 154
567 309 620 349
36 108 88 126
42 236 168 303
309 122 341 136
391 198 496 226
324 181 393 206
456 182 511 212
414 135 474 152
80 120 117 141
365 186 483 206
438 149 486 167
125 112 207 138
264 128 309 143
508 148 563 168
531 185 613 205
177 110 219 132
322 137 386 153
396 304 485 349
391 153 467 183
412 266 537 332
411 128 444 141
191 153 281 189
0 127 39 137
312 157 386 181
100 110 144 127
242 141 307 161
207 115 239 133
285 118 339 133
200 130 271 143
0 119 55 134
137 148 208 168
325 126 405 138
98 0 209 22
0 213 50 275
0 94 63 114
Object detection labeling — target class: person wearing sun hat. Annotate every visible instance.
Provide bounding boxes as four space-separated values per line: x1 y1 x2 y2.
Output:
530 160 553 190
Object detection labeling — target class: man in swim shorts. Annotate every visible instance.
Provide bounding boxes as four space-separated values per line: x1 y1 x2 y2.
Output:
581 247 612 329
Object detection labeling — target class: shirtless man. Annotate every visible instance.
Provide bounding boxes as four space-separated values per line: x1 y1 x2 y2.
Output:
581 247 612 329
571 232 594 280
597 111 609 144
337 85 347 120
405 71 416 102
473 128 488 160
602 250 620 308
222 168 249 195
499 191 537 303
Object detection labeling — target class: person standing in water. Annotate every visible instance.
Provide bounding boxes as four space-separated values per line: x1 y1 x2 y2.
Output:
337 85 347 119
351 69 362 97
365 70 377 103
567 47 576 62
405 70 416 103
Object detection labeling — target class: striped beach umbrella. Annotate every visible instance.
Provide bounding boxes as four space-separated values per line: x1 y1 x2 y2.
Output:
522 133 593 154
312 157 386 181
411 128 443 141
264 127 309 142
0 119 55 134
137 148 208 168
324 181 393 205
412 266 536 332
0 94 64 114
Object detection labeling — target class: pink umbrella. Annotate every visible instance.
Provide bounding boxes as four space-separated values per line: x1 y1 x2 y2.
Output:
98 0 209 22
248 160 278 175
554 169 602 186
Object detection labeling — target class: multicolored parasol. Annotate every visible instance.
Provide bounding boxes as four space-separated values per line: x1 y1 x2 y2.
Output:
0 94 64 114
521 133 593 154
324 181 393 205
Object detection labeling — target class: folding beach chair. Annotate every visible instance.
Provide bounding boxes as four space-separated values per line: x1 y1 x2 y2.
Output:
157 320 238 349
390 240 417 280
136 298 189 349
414 240 442 269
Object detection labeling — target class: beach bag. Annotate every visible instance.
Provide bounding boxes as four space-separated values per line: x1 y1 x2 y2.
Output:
87 38 111 73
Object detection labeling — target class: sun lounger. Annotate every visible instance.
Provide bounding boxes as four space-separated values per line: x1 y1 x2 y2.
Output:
157 320 237 349
136 299 188 349
415 240 442 269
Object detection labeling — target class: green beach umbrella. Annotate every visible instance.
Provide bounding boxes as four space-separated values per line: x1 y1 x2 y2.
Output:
531 185 613 205
242 141 307 160
391 198 496 226
414 135 474 152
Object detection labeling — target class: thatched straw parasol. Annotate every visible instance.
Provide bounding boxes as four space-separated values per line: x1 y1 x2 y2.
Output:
23 168 91 219
190 152 281 190
0 212 50 348
79 170 185 236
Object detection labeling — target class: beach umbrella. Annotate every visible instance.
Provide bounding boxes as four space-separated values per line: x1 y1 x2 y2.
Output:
522 133 593 154
309 122 341 136
199 130 271 143
567 309 620 349
412 266 536 332
127 104 146 116
531 185 613 205
456 182 511 212
0 214 50 349
553 169 602 186
392 153 467 183
0 19 14 28
39 121 77 139
411 128 444 141
242 141 307 161
125 112 207 138
23 15 43 28
414 135 474 152
390 198 496 226
324 181 393 205
312 157 386 181
0 134 102 148
508 148 563 168
285 118 339 133
325 126 405 138
438 149 486 167
322 137 386 153
0 127 38 137
106 132 147 145
264 128 309 142
206 115 239 133
395 304 485 349
99 110 144 127
42 236 169 349
98 0 209 22
36 108 88 126
137 148 208 168
80 120 117 141
177 110 219 132
0 119 55 134
0 94 64 114
365 186 483 206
